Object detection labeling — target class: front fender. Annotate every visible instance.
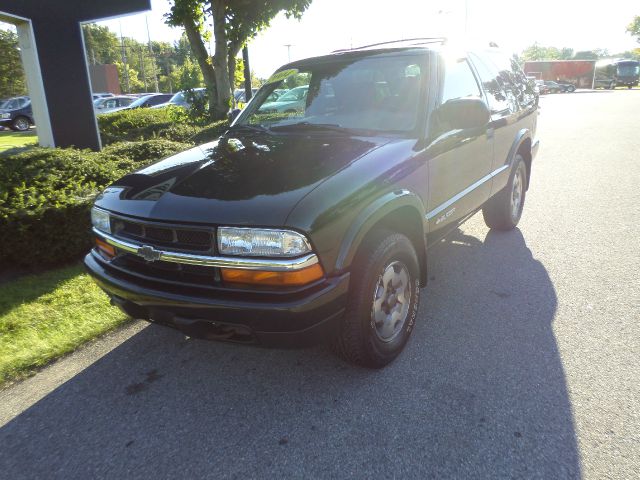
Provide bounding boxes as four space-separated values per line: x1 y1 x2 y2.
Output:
335 189 428 284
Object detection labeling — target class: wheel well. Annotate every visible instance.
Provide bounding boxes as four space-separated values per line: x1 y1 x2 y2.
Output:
366 206 427 287
517 138 532 189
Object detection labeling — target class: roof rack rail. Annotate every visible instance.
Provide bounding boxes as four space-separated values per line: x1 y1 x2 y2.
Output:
332 37 447 53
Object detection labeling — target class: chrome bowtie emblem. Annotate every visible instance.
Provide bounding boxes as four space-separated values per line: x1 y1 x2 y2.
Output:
137 245 162 262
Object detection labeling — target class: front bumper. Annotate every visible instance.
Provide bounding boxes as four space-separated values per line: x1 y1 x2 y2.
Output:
84 252 349 347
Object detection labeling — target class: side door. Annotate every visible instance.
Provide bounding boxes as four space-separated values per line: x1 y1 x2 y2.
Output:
426 56 493 237
468 51 532 195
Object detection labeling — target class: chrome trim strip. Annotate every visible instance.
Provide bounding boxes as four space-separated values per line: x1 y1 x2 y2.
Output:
93 228 319 271
426 165 509 220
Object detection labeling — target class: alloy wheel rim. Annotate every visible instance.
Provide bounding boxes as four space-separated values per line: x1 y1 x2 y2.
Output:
371 261 411 342
15 119 28 131
511 166 524 221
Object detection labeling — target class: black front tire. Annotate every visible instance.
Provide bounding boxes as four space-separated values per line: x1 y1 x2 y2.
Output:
482 155 528 231
332 230 420 368
10 116 30 132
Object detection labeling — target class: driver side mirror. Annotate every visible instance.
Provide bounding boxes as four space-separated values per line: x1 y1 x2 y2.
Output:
436 97 490 130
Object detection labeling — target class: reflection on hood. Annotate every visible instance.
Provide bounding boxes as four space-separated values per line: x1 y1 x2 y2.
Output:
113 131 382 202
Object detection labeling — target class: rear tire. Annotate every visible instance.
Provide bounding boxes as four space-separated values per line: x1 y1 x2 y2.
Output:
332 230 420 368
482 155 528 231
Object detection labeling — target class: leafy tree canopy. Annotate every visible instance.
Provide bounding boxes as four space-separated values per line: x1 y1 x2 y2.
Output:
627 16 640 43
166 0 312 120
0 28 27 99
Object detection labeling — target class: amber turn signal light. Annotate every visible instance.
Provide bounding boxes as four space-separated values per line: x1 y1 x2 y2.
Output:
95 238 116 258
221 263 324 287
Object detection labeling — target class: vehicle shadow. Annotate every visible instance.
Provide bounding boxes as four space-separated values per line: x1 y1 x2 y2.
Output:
0 226 580 478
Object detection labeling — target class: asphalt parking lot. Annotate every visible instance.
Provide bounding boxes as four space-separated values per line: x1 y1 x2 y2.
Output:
1 89 639 479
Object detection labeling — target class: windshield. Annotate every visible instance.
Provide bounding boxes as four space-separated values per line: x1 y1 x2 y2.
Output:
169 89 205 106
128 95 153 108
618 64 640 77
169 91 187 105
237 55 426 133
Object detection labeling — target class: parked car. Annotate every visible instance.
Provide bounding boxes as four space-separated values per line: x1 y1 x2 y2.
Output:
92 92 115 100
86 40 539 368
152 88 207 109
94 96 136 114
233 88 259 104
0 96 34 131
543 80 576 93
258 85 309 113
535 80 547 94
106 93 173 114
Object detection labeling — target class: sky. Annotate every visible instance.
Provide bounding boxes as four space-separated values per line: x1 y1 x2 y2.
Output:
93 0 638 77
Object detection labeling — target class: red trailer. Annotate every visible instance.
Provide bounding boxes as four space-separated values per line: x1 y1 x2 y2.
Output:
523 60 596 88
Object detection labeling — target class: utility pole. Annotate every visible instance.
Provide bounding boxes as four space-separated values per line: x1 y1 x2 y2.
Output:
146 16 159 92
119 22 130 93
284 44 293 62
139 48 147 92
464 0 469 35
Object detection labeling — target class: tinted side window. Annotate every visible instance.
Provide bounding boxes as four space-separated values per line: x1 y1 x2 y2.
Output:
469 53 511 113
441 59 481 103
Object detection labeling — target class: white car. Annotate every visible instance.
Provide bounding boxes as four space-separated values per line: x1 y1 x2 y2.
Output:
94 96 136 114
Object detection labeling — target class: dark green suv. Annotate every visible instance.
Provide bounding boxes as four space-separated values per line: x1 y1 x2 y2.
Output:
86 39 539 368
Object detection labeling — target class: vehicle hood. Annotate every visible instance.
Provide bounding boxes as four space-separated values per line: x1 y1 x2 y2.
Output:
95 130 388 226
104 106 130 114
260 101 298 111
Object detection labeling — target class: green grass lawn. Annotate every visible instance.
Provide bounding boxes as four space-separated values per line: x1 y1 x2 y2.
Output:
0 129 37 153
0 264 130 385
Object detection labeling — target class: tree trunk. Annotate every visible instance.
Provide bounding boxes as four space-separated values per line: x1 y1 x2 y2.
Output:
228 55 236 97
182 16 217 117
227 39 243 102
211 0 231 120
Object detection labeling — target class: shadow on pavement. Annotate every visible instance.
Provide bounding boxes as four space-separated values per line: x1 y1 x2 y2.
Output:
0 227 580 478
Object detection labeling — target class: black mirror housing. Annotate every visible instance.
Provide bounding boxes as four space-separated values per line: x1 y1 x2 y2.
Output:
437 97 490 130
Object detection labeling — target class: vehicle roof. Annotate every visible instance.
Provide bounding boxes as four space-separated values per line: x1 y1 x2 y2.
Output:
276 38 503 72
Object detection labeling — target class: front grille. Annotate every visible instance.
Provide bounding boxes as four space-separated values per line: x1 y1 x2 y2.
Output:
111 217 214 253
107 215 218 287
112 253 220 287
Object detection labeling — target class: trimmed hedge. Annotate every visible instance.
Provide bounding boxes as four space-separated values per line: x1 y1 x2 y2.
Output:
97 107 229 145
1 106 231 269
0 139 190 268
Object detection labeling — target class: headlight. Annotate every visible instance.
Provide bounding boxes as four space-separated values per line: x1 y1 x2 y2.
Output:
218 227 312 257
91 207 111 234
0 113 10 119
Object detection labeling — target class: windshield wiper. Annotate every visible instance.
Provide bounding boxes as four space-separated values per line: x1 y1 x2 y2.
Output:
270 122 348 133
229 123 270 133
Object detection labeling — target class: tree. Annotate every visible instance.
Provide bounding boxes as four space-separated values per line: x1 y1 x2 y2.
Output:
0 29 27 98
166 0 312 120
82 24 120 65
559 48 574 60
521 44 576 62
627 16 640 43
573 50 608 60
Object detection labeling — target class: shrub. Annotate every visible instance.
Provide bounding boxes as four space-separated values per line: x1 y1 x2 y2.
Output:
98 108 173 141
102 139 191 163
97 107 229 146
189 120 230 145
0 140 190 268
